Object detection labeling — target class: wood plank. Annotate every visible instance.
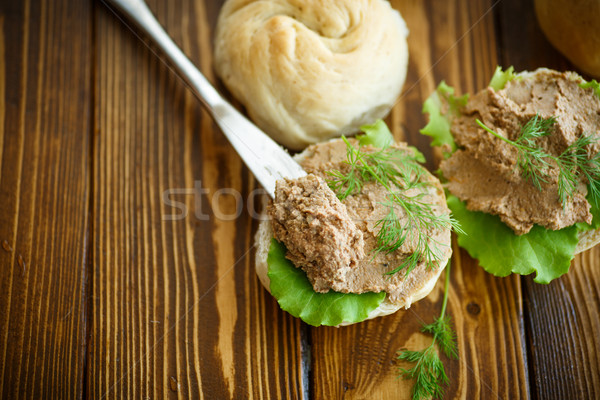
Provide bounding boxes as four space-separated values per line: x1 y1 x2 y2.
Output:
0 0 92 398
522 250 600 400
89 0 303 398
497 0 600 398
311 1 529 398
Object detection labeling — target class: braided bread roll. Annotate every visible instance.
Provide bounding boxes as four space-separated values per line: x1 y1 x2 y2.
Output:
214 0 409 149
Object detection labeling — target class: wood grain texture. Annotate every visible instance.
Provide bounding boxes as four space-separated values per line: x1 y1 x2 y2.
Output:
310 1 529 398
89 0 303 398
0 0 91 398
1 0 598 398
523 249 600 400
498 1 600 398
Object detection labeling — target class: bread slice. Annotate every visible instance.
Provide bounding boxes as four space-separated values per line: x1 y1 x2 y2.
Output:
576 229 600 254
253 140 451 326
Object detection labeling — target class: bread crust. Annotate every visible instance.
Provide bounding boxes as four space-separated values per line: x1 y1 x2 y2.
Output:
534 0 600 78
214 0 409 149
576 229 600 254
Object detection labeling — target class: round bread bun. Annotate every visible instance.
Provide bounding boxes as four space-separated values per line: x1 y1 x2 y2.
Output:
214 0 409 150
534 0 600 78
253 140 451 327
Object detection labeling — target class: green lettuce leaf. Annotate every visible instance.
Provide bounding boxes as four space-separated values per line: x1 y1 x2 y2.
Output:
420 81 468 153
358 119 393 149
447 195 580 284
407 146 426 163
357 120 424 162
267 239 386 326
488 66 518 91
589 191 600 229
579 79 600 99
577 188 600 231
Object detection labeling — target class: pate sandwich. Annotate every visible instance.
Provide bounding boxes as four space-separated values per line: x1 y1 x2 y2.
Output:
254 121 461 326
421 67 600 283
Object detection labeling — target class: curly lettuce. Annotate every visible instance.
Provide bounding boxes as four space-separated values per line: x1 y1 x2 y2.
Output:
358 119 425 162
579 79 600 99
578 189 600 231
488 65 518 91
359 119 394 149
267 239 385 327
447 196 579 284
420 81 468 153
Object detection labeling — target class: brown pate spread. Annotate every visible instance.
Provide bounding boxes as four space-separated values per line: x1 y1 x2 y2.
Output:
268 139 451 303
440 70 600 235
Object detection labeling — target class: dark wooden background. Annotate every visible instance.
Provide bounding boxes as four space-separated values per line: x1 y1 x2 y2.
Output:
0 0 598 398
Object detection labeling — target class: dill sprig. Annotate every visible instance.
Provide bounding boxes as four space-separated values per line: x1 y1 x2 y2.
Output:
397 263 458 400
477 115 600 206
327 137 425 200
326 137 462 276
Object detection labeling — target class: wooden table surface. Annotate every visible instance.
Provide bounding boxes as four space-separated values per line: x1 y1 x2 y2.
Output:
1 0 599 398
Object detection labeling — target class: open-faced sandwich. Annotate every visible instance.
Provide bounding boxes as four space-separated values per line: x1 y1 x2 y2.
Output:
254 121 461 326
421 67 600 283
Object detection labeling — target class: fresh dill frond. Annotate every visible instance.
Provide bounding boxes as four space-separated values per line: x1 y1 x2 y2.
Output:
421 315 458 360
519 114 556 141
326 137 366 200
398 346 448 400
326 137 461 275
398 263 458 400
477 115 600 206
378 194 460 276
558 133 600 204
